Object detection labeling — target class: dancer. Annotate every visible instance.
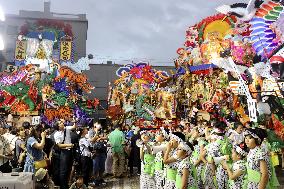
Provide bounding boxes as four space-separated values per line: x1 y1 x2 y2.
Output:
175 141 197 189
222 142 248 189
152 128 168 188
164 132 185 189
245 128 279 189
139 130 155 189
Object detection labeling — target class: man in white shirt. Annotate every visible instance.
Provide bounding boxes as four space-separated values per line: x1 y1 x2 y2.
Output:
54 119 76 189
3 125 18 151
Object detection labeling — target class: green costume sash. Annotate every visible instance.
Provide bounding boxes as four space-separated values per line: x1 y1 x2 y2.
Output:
175 174 197 189
155 159 163 171
246 149 280 189
144 153 155 176
167 168 177 181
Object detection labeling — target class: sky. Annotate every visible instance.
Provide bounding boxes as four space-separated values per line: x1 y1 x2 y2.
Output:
0 0 247 65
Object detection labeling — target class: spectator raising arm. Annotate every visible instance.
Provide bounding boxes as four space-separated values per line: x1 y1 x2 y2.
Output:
32 131 46 150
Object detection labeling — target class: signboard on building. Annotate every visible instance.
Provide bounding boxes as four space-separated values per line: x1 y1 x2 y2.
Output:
15 40 27 61
60 41 72 62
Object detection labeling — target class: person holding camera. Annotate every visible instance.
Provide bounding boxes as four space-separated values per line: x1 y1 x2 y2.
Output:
0 126 13 173
92 123 108 186
78 127 98 186
54 119 76 189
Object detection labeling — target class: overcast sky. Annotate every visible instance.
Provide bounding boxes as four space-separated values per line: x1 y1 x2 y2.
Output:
0 0 247 65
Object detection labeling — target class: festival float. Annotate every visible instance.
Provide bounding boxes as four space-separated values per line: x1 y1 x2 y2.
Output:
171 0 284 163
0 19 98 126
107 62 176 128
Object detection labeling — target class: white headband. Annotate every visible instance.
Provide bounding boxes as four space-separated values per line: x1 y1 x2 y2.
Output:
169 133 182 143
210 134 223 140
244 130 261 142
179 142 192 155
140 130 151 137
160 127 169 139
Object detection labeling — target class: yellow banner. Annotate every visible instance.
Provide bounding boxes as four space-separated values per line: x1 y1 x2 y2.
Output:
60 41 72 61
15 40 27 61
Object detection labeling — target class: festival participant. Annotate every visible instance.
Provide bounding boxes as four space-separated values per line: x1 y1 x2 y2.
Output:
201 131 217 189
54 119 76 189
108 124 126 178
212 122 231 189
129 126 141 176
78 127 94 186
139 130 155 189
0 126 13 173
202 121 231 189
35 168 55 189
190 127 207 189
229 122 244 145
164 132 185 189
222 142 248 189
175 141 197 189
151 128 168 188
14 127 27 171
92 123 108 186
24 125 46 173
69 175 88 189
244 127 279 189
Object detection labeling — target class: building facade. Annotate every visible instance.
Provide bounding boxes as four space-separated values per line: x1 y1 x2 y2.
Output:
0 2 88 69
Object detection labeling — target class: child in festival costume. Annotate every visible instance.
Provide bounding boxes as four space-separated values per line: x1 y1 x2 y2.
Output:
228 122 244 145
244 127 280 189
190 127 207 189
175 141 197 189
202 121 231 189
202 132 219 189
139 130 155 189
164 132 185 189
222 142 249 189
151 128 169 188
213 121 232 189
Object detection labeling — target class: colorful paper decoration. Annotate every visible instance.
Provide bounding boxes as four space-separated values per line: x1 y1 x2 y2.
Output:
203 20 231 40
15 40 27 61
262 79 284 98
249 1 283 58
59 66 94 93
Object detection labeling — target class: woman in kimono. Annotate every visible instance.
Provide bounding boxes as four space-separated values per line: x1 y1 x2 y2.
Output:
164 132 185 189
244 127 279 189
139 130 155 189
190 127 207 189
151 128 168 188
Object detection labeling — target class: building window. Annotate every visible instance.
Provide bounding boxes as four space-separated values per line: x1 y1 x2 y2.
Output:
6 25 18 35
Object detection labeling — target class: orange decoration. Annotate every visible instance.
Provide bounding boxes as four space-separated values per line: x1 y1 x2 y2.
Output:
44 106 73 121
59 66 94 93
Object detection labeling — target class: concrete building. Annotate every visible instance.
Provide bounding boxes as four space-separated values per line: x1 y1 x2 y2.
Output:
1 1 88 65
83 62 175 120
